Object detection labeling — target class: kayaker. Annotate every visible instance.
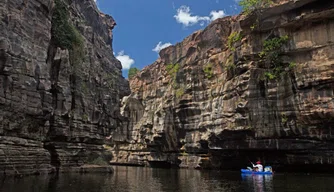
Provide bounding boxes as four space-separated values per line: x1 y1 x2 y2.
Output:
252 161 263 172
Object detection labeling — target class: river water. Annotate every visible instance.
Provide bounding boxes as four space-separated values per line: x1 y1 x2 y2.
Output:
1 166 334 192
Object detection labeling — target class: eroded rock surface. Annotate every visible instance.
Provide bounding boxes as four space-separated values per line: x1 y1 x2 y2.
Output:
111 0 334 171
0 0 129 175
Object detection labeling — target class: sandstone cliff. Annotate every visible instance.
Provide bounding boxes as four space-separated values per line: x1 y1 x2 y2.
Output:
111 0 334 171
0 0 129 175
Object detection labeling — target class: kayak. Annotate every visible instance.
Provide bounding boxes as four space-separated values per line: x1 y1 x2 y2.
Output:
241 169 273 175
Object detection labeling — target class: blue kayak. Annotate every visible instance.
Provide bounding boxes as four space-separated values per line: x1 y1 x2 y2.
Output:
241 169 273 175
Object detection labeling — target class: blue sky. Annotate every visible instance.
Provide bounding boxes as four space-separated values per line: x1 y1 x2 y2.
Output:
95 0 241 78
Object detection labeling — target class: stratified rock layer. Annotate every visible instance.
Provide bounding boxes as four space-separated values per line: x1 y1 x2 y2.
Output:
111 0 334 171
0 0 129 175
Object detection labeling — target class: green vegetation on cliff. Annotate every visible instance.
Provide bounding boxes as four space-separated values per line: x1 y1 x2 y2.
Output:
260 35 291 80
166 63 180 77
176 87 185 99
225 55 235 70
128 67 140 79
239 0 273 15
52 0 84 67
227 32 242 51
260 35 289 58
203 63 214 79
166 63 180 87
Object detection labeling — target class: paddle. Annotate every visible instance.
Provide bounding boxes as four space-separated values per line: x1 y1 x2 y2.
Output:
247 157 254 166
246 157 255 173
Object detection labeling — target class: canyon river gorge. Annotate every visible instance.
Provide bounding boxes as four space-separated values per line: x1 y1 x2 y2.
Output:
1 0 334 191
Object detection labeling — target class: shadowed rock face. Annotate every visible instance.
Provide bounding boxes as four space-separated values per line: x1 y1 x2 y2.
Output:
0 0 130 175
112 0 334 171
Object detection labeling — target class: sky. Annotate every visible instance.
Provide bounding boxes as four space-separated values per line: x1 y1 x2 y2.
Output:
95 0 242 78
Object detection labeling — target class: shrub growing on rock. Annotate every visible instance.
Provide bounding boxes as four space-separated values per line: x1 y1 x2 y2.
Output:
128 67 140 79
227 32 242 51
239 0 273 15
203 63 214 79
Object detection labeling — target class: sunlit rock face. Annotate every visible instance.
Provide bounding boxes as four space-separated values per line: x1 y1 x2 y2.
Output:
112 0 334 171
0 0 129 175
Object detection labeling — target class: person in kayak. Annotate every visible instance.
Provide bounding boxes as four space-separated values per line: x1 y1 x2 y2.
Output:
252 161 263 172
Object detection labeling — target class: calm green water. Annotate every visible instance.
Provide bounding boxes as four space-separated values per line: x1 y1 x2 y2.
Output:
1 166 334 192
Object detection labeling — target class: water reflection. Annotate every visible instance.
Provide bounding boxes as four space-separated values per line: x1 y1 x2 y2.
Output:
0 167 242 192
111 167 241 192
241 174 273 192
2 167 334 192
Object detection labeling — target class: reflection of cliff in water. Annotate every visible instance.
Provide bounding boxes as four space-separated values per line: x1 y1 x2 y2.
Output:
150 167 242 192
241 174 273 192
3 167 334 191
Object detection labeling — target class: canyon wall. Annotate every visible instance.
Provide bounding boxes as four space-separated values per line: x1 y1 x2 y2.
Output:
111 0 334 171
0 0 129 175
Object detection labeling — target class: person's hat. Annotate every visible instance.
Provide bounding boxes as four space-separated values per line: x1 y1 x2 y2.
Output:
256 161 261 164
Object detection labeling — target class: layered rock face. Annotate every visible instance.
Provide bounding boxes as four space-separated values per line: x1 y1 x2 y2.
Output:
0 0 129 175
111 0 334 171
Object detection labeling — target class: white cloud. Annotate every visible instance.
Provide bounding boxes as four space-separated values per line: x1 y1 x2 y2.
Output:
152 42 172 53
174 6 210 27
174 6 226 27
115 51 135 70
210 10 226 21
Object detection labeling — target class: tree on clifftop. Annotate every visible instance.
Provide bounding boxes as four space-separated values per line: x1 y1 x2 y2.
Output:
128 67 140 79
